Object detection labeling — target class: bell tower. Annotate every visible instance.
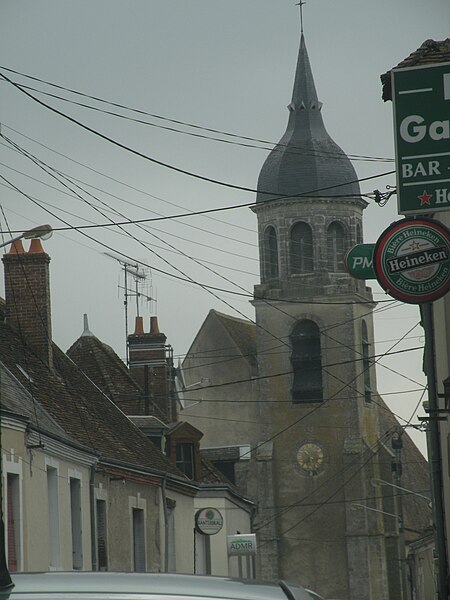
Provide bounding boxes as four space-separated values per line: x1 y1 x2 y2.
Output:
251 33 396 599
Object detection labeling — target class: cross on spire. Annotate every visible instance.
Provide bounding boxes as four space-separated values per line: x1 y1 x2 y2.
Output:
295 1 306 34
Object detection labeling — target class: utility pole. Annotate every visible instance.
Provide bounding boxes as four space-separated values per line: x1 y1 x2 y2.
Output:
422 303 448 600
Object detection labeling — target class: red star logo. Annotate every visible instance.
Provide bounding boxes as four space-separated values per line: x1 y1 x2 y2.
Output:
418 190 432 206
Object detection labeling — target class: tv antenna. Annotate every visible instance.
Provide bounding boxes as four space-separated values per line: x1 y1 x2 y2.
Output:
104 253 156 364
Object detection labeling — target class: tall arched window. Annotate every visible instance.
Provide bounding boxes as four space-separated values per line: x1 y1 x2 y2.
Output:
290 320 323 402
356 222 363 245
327 222 346 272
264 226 279 279
362 320 371 403
290 222 313 274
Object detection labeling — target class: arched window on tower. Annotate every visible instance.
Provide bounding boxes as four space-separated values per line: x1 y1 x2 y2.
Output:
362 320 372 403
264 226 279 279
327 222 347 272
290 320 323 402
356 222 363 245
290 222 313 274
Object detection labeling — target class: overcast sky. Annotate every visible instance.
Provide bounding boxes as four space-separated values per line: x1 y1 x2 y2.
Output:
1 0 449 455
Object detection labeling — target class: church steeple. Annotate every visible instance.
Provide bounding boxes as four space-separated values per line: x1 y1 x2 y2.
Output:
256 34 360 202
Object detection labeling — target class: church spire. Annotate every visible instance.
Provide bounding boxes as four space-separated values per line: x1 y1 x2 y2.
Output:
256 32 360 202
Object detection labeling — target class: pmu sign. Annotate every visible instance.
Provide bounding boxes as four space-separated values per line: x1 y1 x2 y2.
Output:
344 244 375 279
392 62 450 215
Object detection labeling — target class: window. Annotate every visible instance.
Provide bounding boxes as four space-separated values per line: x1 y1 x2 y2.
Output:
327 222 347 272
6 473 20 572
70 477 83 570
356 222 363 245
96 500 108 571
132 508 146 572
290 320 323 402
176 443 195 479
166 499 176 572
47 466 60 569
290 222 313 273
362 321 372 403
264 226 279 279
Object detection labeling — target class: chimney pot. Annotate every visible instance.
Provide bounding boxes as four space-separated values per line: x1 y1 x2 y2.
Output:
7 240 25 255
150 316 160 335
134 316 144 335
28 238 45 254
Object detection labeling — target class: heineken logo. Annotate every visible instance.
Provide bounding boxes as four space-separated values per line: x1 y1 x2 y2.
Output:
374 217 450 304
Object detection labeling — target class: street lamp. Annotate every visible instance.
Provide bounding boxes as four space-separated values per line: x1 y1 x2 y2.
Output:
0 224 53 249
351 501 409 600
371 478 431 504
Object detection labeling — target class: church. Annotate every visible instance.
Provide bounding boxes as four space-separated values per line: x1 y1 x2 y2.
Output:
179 30 430 600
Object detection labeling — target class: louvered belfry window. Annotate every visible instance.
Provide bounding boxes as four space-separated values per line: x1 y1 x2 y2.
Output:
362 321 372 403
265 226 279 279
290 222 313 273
327 222 346 272
290 320 323 402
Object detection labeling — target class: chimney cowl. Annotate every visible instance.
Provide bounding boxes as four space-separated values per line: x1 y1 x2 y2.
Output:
134 316 144 335
7 240 25 255
149 316 160 335
28 238 46 254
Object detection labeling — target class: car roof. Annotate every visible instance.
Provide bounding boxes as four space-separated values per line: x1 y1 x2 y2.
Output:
0 573 312 600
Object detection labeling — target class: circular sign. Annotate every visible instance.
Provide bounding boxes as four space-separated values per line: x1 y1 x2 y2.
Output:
195 507 224 535
373 217 450 304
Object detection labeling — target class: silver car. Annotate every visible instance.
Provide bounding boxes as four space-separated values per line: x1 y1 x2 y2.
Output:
0 572 313 600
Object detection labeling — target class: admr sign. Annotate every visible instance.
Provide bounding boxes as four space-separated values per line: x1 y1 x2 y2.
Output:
373 217 450 304
392 62 450 215
227 534 257 556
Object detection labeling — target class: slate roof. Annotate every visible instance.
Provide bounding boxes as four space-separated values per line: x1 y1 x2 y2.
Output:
67 328 240 490
0 320 184 478
381 39 450 101
67 333 166 421
256 34 360 202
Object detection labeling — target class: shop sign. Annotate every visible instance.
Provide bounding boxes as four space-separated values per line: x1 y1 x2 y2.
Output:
195 507 224 535
344 244 376 279
227 534 257 556
392 62 450 214
373 217 450 304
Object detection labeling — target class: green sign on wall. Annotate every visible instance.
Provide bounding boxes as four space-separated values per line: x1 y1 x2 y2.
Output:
392 62 450 215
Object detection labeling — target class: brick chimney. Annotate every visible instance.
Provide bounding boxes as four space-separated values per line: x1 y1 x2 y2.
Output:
127 316 176 422
2 238 53 367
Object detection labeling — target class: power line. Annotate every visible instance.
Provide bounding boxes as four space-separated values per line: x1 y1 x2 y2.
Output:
0 70 396 201
0 65 395 163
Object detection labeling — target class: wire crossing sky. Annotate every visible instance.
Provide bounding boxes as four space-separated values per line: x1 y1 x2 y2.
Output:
1 0 448 455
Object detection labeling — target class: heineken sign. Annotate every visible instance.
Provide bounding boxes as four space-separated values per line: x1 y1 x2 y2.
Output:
373 217 450 304
391 62 450 214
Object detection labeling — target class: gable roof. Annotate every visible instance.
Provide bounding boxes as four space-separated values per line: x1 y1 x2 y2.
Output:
381 39 450 101
211 310 257 368
0 320 185 479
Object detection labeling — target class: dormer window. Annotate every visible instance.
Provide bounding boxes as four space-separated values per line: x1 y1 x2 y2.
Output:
176 443 195 479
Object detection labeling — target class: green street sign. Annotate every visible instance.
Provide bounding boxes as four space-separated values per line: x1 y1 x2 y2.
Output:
392 62 450 215
344 244 375 279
